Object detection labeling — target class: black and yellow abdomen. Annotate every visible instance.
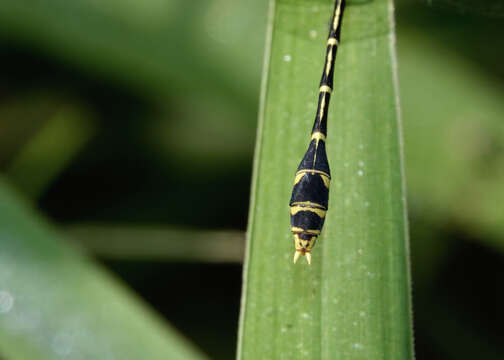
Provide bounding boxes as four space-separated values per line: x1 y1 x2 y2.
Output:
289 132 331 264
289 0 345 264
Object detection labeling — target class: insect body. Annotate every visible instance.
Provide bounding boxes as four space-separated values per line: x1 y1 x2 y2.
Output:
289 0 346 264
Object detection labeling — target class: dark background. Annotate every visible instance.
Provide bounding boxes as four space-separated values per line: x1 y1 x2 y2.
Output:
1 0 504 358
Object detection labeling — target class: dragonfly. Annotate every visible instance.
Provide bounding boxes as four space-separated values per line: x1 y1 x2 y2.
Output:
289 0 346 264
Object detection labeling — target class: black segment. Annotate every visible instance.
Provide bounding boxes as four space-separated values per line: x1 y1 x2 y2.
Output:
290 210 326 233
296 140 331 175
311 93 331 135
298 233 314 240
290 173 329 209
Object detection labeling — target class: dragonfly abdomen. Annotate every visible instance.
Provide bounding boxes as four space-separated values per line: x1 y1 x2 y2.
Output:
289 134 331 264
288 0 345 264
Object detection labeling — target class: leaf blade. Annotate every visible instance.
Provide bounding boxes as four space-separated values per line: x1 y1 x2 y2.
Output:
238 1 414 359
0 179 206 360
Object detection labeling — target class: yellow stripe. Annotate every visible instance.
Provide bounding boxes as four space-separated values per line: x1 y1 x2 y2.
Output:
311 132 326 142
296 169 331 178
333 1 342 31
292 227 321 235
294 172 305 185
325 50 333 77
319 94 327 121
319 85 332 93
295 170 330 188
291 201 326 209
320 174 330 188
291 227 320 235
327 37 339 46
290 206 326 218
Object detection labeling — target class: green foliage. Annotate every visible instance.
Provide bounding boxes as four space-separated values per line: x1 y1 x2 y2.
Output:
7 106 96 199
400 28 504 252
1 0 504 358
0 0 265 104
0 179 206 360
238 0 413 359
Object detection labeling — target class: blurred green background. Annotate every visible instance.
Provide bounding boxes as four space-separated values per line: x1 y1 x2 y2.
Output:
1 0 503 359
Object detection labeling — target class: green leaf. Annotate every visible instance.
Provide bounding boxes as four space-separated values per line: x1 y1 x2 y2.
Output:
7 105 96 199
0 179 206 360
238 0 413 359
